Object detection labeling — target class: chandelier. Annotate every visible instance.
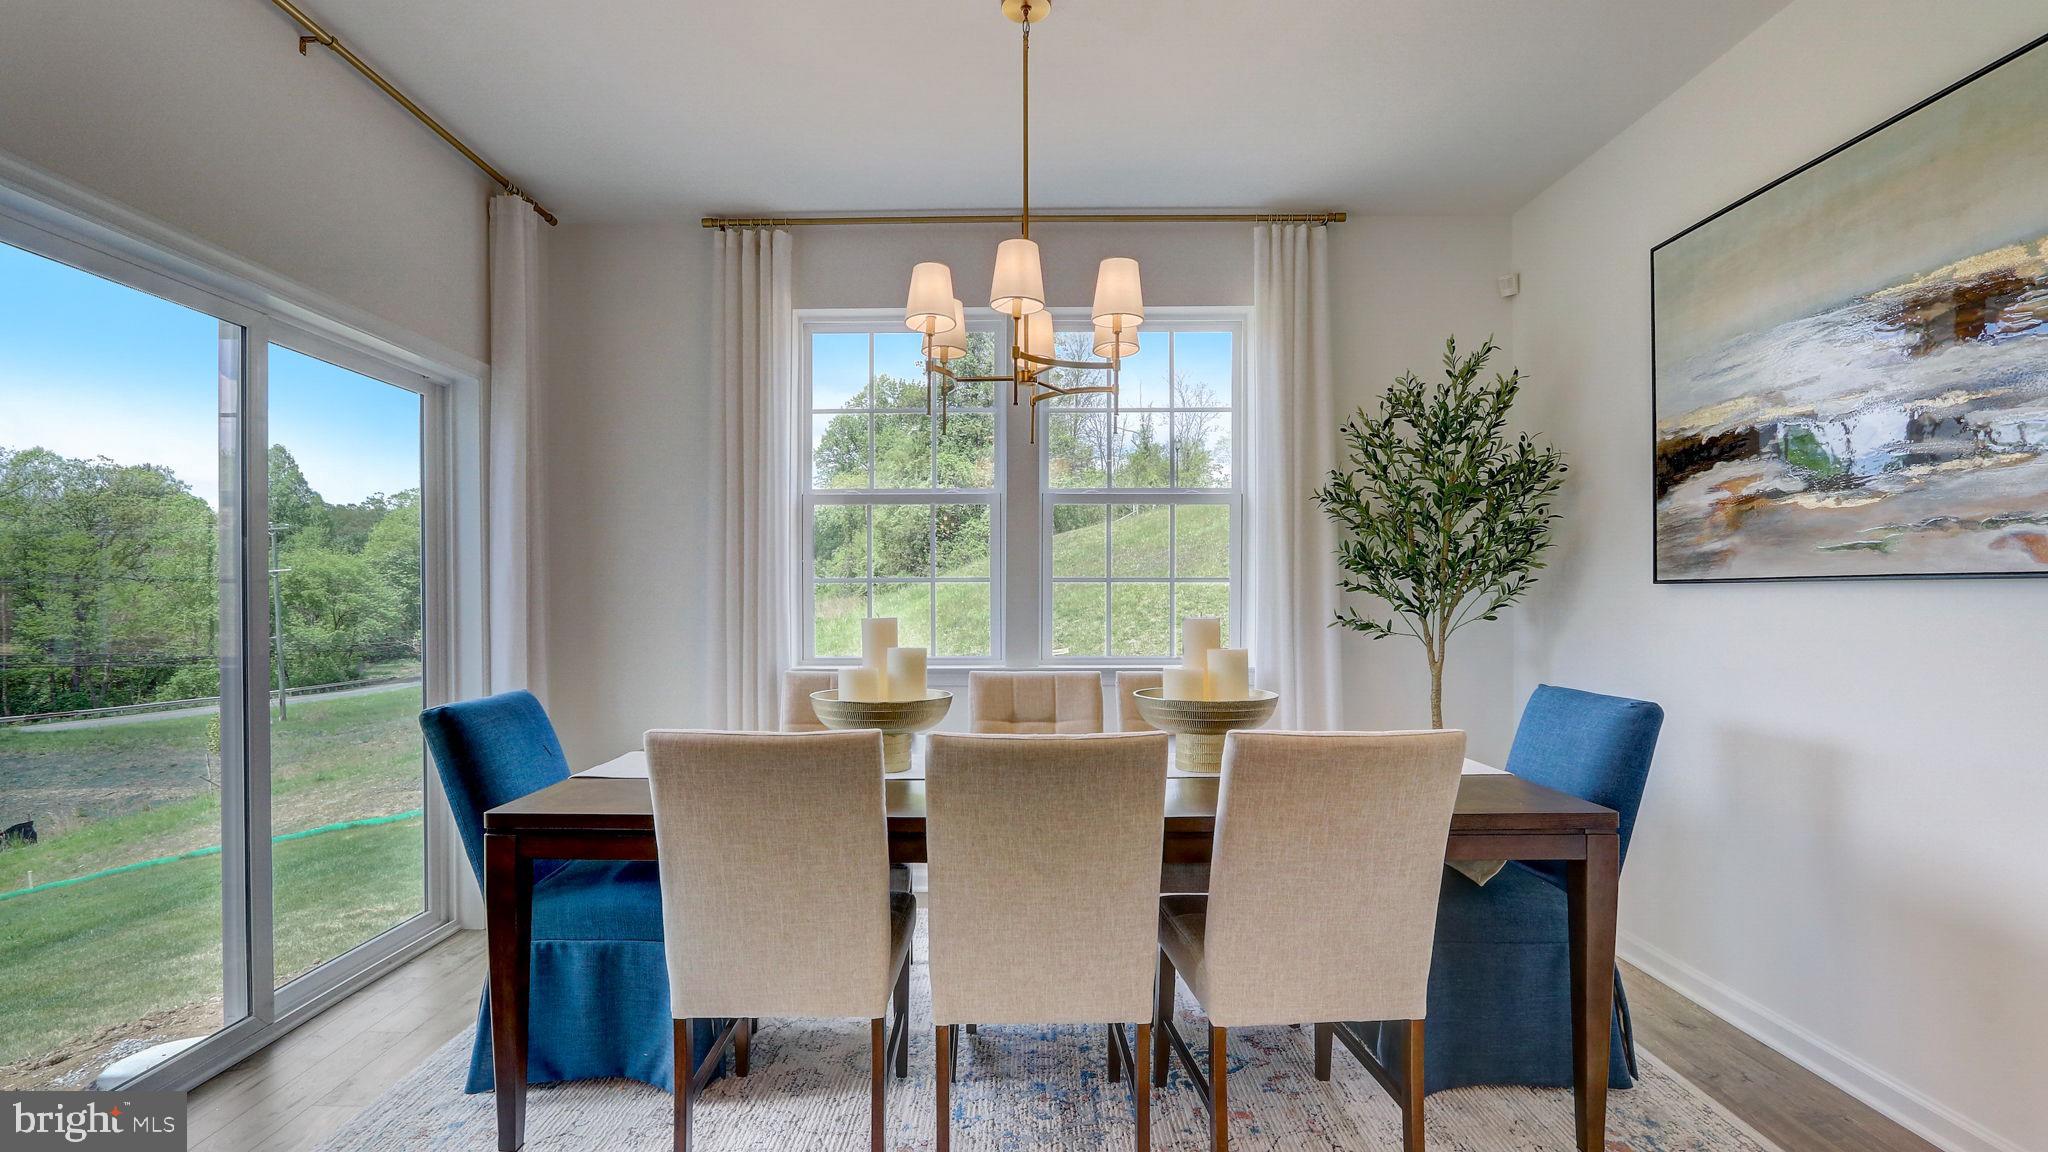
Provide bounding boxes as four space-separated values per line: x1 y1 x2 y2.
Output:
902 0 1143 441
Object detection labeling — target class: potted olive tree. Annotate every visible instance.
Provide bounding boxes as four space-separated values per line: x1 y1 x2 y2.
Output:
1314 337 1566 728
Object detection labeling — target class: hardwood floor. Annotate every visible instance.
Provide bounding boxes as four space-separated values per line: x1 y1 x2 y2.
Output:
189 933 1934 1152
187 932 484 1152
1620 961 1941 1152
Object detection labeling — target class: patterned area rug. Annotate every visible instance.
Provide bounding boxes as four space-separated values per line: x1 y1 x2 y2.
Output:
317 921 1780 1152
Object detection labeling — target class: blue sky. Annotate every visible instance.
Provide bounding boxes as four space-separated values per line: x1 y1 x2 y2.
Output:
1 241 419 507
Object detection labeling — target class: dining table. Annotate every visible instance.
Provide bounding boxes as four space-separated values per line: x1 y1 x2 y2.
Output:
480 750 1622 1152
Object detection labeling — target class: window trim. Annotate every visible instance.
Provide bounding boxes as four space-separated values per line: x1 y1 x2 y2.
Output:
0 152 480 1092
797 307 1248 672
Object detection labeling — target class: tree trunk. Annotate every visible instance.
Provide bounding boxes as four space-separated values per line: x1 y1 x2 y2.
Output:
1428 652 1445 730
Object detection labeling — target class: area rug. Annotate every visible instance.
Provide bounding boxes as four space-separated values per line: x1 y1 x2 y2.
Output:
317 921 1780 1152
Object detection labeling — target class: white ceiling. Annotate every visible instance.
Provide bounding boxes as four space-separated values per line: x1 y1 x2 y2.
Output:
300 0 1789 223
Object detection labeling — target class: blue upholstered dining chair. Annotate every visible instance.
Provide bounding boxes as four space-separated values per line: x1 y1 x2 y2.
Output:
421 690 719 1093
1371 684 1664 1094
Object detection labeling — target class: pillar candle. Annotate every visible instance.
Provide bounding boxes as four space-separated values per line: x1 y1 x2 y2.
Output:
861 617 899 669
861 617 899 697
1162 666 1208 701
1207 648 1250 700
886 647 928 701
1181 616 1222 670
837 666 884 703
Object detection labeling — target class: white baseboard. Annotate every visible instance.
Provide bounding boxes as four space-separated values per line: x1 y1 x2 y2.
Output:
1620 931 2029 1152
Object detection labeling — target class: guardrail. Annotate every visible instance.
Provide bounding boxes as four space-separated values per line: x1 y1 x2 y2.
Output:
0 675 421 727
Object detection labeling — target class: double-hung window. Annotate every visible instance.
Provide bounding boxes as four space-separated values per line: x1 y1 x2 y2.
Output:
807 323 1002 661
1041 323 1241 660
801 310 1244 668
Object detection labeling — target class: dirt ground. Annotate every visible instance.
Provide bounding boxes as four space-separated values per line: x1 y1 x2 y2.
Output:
0 996 222 1091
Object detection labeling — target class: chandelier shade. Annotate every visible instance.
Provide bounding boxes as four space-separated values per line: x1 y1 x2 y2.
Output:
989 238 1047 317
1019 309 1055 367
1090 257 1145 331
926 298 970 362
1093 323 1139 360
905 262 959 334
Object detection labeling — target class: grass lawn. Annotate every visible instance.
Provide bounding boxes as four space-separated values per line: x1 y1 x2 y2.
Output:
0 687 425 890
0 687 429 1076
0 815 423 1068
814 502 1231 658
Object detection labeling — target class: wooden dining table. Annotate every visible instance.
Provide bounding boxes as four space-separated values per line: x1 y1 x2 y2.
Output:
481 764 1621 1152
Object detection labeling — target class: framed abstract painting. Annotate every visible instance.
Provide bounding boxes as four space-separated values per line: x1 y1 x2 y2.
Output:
1651 33 2048 582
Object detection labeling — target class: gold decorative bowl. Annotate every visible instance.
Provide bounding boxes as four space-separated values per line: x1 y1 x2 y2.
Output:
809 689 954 774
1131 688 1280 775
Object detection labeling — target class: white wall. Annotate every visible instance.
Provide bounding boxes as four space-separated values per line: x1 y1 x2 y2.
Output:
1508 4 2048 1150
541 223 720 762
0 0 492 363
539 216 1518 765
1331 218 1518 758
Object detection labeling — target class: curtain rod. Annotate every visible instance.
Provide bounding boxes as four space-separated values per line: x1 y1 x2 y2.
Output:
268 0 558 226
699 211 1348 229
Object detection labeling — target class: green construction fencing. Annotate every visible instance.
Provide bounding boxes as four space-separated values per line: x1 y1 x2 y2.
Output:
0 809 424 903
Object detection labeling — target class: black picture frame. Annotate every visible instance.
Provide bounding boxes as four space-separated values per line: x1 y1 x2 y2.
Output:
1649 30 2048 585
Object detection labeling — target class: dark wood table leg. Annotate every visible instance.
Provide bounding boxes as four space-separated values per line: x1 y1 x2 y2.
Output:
484 832 531 1152
1153 950 1174 1088
1567 832 1620 1152
894 957 912 1079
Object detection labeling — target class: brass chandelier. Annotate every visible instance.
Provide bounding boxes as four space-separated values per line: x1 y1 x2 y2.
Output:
902 0 1143 441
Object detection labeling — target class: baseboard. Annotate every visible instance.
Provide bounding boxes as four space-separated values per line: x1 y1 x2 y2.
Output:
1620 931 2027 1152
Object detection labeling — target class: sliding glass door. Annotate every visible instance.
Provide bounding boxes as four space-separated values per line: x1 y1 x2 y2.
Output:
0 240 244 1089
265 345 428 989
0 231 451 1091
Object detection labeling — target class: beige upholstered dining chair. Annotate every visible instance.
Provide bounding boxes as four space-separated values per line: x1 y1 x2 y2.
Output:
779 669 837 732
1154 729 1466 1152
924 732 1169 1152
1115 670 1162 732
645 729 916 1152
967 670 1104 734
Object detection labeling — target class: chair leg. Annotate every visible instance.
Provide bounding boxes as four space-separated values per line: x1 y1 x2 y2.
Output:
1313 1023 1333 1081
1209 1025 1229 1152
734 1017 751 1078
673 1019 695 1152
1152 949 1174 1088
1134 1023 1152 1152
894 955 912 1079
934 1025 952 1152
1400 1018 1425 1152
1108 1023 1123 1082
870 1017 887 1152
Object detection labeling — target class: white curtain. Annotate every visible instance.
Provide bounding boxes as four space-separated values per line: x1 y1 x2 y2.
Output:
487 194 547 697
714 228 799 729
1246 223 1343 729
